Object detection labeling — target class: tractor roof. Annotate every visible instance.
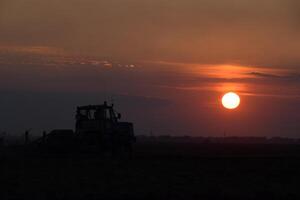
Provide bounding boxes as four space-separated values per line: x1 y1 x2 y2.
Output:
77 102 113 111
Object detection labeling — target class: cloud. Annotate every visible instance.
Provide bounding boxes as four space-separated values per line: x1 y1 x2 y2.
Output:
0 45 138 69
249 72 282 78
249 71 300 82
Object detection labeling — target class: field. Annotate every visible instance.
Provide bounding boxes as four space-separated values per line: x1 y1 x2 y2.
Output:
1 141 300 199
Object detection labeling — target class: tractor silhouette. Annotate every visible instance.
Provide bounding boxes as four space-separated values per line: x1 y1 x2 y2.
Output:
38 102 135 155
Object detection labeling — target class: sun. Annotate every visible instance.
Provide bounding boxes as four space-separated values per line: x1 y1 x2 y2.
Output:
222 92 240 109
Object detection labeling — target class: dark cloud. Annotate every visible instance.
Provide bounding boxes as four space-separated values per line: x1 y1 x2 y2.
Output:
249 71 300 82
249 72 282 78
0 90 171 134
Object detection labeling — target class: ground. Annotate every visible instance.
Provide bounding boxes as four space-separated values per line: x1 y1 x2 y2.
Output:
1 142 300 199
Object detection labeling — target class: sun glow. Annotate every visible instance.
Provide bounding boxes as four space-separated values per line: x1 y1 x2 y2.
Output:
222 92 240 109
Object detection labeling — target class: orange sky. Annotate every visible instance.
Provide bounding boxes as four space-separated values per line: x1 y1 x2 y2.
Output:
0 0 300 136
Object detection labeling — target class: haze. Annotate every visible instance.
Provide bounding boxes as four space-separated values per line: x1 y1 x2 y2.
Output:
0 0 300 137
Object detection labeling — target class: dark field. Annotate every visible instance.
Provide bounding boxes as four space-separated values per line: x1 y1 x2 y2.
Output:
1 142 300 200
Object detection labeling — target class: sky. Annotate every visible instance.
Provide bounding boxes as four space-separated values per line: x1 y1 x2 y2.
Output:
0 0 300 137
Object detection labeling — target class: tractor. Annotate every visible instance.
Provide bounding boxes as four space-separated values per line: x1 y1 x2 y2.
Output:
37 102 135 154
75 102 135 153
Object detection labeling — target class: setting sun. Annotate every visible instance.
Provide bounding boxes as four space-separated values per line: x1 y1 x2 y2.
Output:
222 92 240 109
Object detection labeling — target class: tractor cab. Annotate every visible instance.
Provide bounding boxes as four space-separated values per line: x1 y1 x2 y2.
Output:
76 102 120 134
